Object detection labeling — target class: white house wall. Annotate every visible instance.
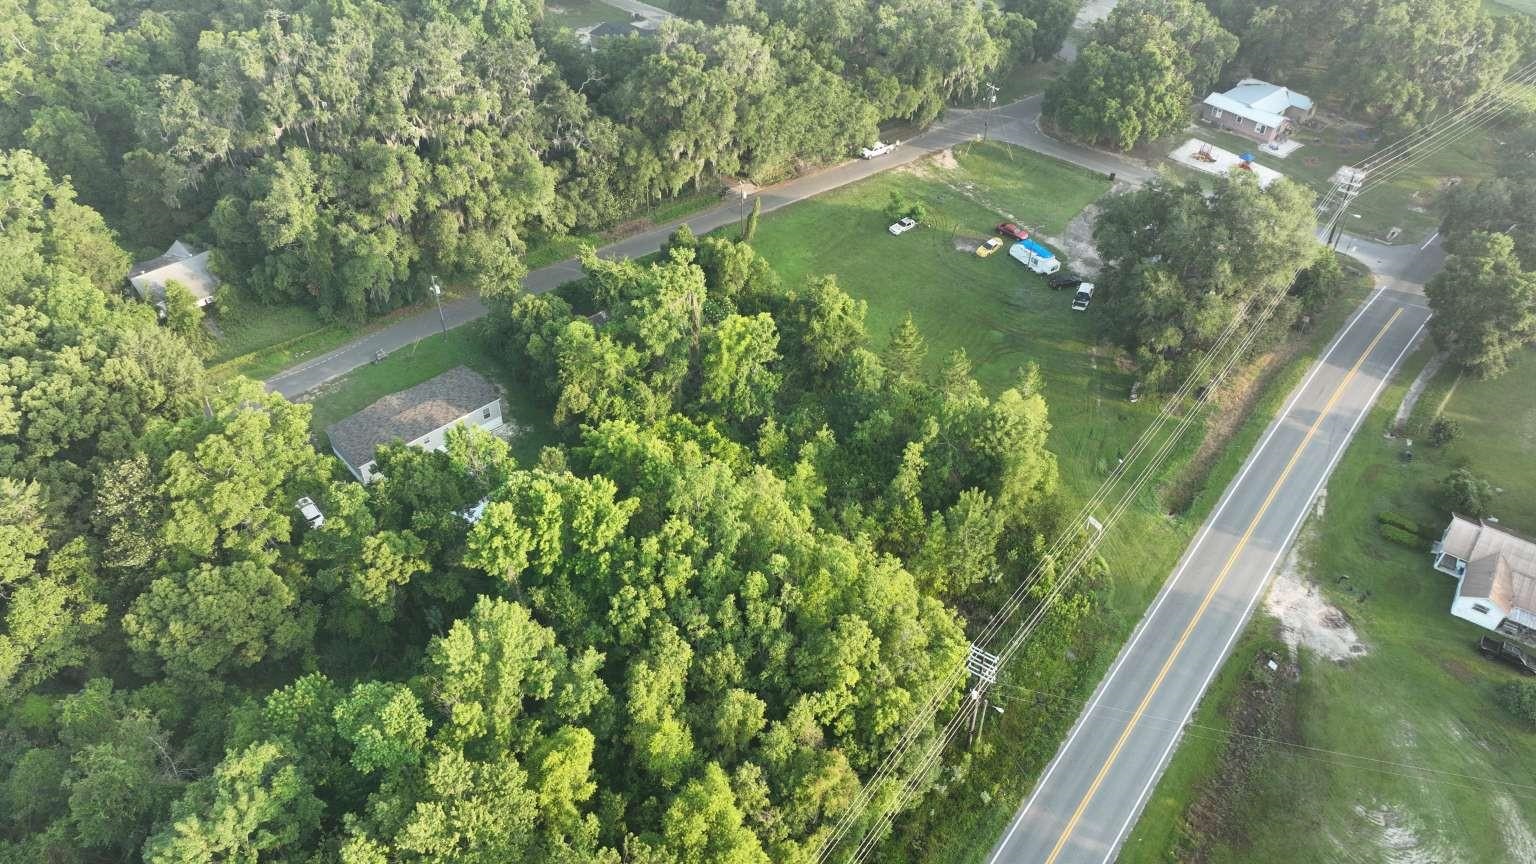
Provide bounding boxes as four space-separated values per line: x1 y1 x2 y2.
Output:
1450 594 1507 632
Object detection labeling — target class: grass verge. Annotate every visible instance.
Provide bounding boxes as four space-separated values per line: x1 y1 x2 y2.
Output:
1121 345 1536 864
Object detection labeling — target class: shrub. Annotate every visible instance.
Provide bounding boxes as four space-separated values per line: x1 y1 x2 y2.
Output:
1377 511 1419 533
1427 417 1462 447
1442 467 1494 517
1379 524 1421 547
1496 680 1536 727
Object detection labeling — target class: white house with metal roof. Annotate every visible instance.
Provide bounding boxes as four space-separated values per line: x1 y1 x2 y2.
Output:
128 239 219 308
1432 514 1536 636
325 366 504 483
1201 79 1315 145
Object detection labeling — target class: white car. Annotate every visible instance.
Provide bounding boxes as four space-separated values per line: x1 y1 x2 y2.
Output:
295 496 325 529
1070 283 1096 311
888 217 917 235
861 141 896 159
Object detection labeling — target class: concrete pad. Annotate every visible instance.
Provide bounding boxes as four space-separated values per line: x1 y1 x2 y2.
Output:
1261 138 1304 159
1170 138 1285 189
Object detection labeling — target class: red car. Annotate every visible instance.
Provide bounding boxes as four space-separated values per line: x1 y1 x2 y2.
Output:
996 222 1030 241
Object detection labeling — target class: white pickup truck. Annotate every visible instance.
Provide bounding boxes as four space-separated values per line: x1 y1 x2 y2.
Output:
860 141 897 159
1071 283 1095 311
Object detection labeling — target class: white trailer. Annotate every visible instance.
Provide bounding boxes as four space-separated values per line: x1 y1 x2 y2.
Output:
1009 239 1061 275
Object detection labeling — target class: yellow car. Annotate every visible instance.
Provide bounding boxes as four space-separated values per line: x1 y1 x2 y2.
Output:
976 237 1003 257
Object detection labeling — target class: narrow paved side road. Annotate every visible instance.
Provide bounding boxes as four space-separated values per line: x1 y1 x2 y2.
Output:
264 98 1148 398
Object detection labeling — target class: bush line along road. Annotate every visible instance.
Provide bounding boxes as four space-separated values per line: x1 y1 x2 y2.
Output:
262 93 1442 863
263 96 1150 399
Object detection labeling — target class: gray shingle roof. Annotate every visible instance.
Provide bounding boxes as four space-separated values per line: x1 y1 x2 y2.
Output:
129 240 219 304
325 366 501 470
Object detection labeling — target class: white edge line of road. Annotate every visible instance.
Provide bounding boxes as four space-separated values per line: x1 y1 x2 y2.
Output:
985 284 1388 864
1098 309 1432 864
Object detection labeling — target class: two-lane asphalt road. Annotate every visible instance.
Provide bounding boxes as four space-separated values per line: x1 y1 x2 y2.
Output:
263 96 1148 398
987 285 1431 864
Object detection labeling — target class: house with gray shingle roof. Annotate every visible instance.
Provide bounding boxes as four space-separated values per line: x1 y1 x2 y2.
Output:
1201 79 1314 145
129 240 219 307
1433 514 1536 637
325 366 503 483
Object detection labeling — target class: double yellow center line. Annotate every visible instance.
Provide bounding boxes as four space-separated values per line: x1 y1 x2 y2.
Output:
1041 308 1403 864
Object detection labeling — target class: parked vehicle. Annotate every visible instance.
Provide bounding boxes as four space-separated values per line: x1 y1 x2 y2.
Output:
1071 283 1095 311
996 222 1030 241
1008 238 1061 274
888 217 917 235
976 237 1003 257
861 141 896 159
1479 636 1536 675
1048 273 1085 290
295 496 325 529
1129 380 1142 403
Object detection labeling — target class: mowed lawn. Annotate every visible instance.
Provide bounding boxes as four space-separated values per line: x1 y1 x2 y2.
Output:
1123 346 1536 864
747 142 1134 499
299 325 555 467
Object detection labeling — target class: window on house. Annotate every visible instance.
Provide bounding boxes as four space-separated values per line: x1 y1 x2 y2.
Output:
1472 603 1491 614
1254 123 1268 134
483 406 492 419
1211 108 1223 119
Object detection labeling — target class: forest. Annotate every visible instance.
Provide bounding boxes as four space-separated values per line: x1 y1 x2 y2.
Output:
0 127 1102 858
1 0 1064 322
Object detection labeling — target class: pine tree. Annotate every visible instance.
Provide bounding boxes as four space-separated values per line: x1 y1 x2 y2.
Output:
884 314 928 382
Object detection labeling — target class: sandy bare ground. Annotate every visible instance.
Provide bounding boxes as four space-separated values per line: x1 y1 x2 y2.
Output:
1263 492 1369 663
1349 803 1465 864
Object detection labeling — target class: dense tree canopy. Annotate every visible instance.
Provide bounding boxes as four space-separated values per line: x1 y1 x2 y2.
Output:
1092 171 1321 388
1044 0 1236 150
1 0 1074 323
1205 0 1525 130
1425 232 1536 378
0 149 1096 864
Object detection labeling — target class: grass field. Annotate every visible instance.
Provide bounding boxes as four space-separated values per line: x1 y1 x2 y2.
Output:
1181 121 1500 245
1122 346 1536 864
299 324 556 466
541 0 630 29
741 140 1378 863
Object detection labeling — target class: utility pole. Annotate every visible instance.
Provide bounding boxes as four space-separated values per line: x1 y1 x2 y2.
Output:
1328 167 1366 250
982 82 1000 141
430 277 448 335
964 644 1001 748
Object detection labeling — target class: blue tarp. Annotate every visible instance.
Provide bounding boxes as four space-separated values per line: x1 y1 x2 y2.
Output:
1019 238 1055 259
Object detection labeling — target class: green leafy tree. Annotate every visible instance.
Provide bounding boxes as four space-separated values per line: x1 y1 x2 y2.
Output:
122 560 312 677
161 279 212 357
143 742 324 864
1425 232 1536 379
1441 467 1495 517
700 313 781 422
1044 24 1191 151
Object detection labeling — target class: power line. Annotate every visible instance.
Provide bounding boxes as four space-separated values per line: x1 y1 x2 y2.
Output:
816 66 1535 863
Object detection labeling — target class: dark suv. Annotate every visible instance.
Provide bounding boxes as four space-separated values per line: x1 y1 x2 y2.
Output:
1047 273 1085 290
